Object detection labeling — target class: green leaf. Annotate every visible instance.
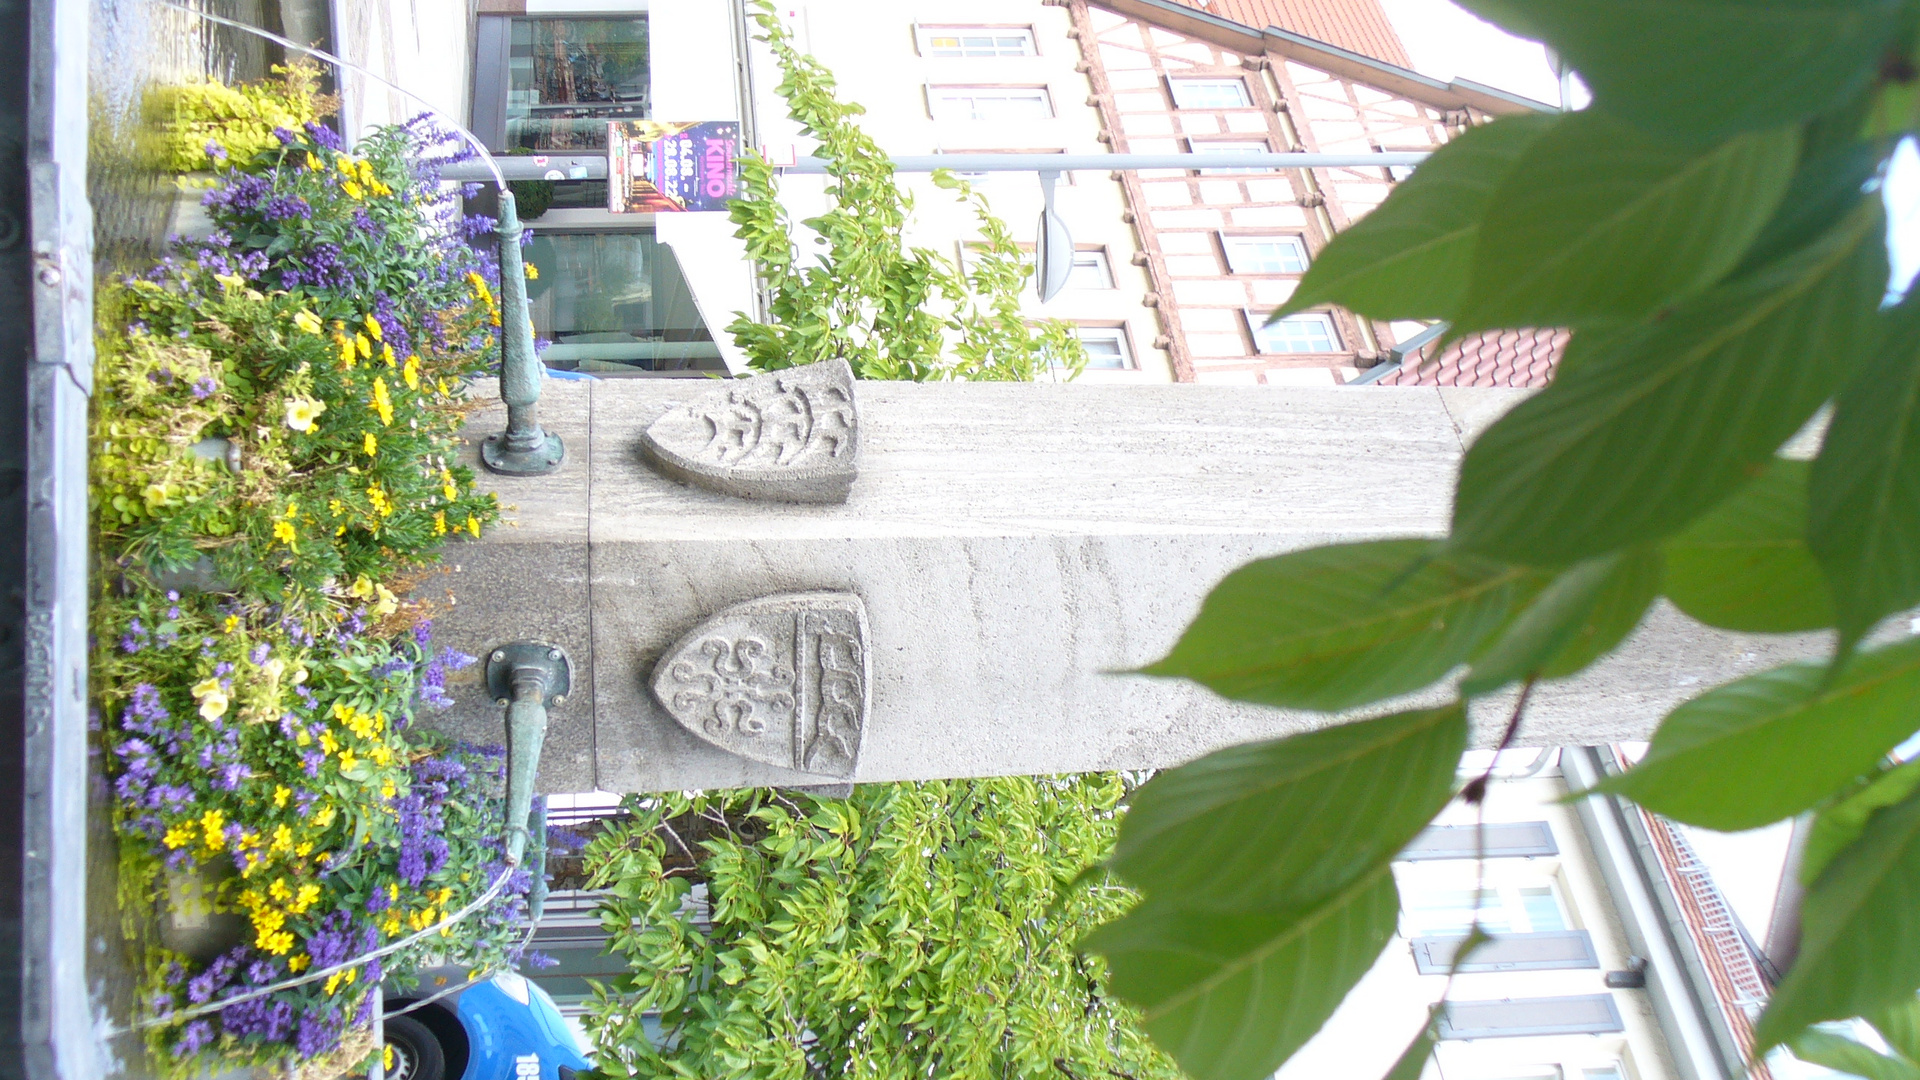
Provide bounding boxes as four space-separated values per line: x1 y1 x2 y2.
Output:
1732 140 1882 278
1273 114 1560 322
1381 1018 1438 1080
1758 783 1920 1049
1664 458 1836 632
1805 760 1920 885
1454 0 1903 141
1873 996 1920 1063
1600 638 1920 831
1790 1029 1920 1080
1462 548 1661 695
1086 867 1400 1080
1109 704 1466 909
1453 113 1798 332
1142 539 1539 712
1812 296 1920 647
1452 200 1887 566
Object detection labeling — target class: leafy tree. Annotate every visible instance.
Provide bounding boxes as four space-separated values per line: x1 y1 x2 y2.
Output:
577 778 1179 1080
725 0 1085 381
1080 4 1920 1079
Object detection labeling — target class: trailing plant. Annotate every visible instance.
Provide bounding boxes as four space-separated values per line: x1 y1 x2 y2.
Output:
1079 4 1920 1079
578 777 1179 1080
143 61 337 175
726 0 1085 381
96 108 525 1074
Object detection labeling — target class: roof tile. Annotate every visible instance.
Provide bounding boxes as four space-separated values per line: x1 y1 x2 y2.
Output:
1372 327 1569 387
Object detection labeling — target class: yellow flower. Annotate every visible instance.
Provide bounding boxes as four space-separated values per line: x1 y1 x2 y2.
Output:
380 776 397 799
141 482 171 510
271 824 294 854
293 309 323 335
192 678 229 720
524 262 539 280
273 785 291 809
371 744 394 768
312 804 336 830
268 878 292 902
433 510 447 535
372 377 394 425
336 334 356 369
363 314 382 341
318 731 339 756
261 930 294 955
284 396 326 432
163 823 194 849
382 911 402 935
467 515 481 538
403 354 421 391
342 180 364 200
440 468 458 502
389 884 400 902
200 808 226 851
338 749 358 771
288 953 310 973
349 575 374 600
292 883 320 913
295 726 311 747
363 432 378 457
373 584 398 618
214 272 246 292
223 615 240 633
272 519 298 552
294 841 313 857
356 334 372 360
382 343 396 369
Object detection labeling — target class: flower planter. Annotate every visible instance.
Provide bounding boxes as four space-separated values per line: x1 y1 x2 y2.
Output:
158 863 250 965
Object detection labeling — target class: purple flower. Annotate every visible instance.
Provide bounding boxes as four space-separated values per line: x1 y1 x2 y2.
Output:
412 620 434 646
173 1019 215 1057
191 376 217 400
272 126 298 146
204 141 228 162
304 121 345 152
250 644 270 665
261 194 312 221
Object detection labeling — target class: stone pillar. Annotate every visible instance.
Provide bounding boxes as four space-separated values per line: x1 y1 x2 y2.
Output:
423 373 1825 794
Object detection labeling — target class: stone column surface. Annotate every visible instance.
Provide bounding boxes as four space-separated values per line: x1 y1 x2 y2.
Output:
421 378 1823 794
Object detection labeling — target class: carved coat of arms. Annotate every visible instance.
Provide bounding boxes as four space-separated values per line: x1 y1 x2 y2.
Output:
639 359 858 503
650 592 870 779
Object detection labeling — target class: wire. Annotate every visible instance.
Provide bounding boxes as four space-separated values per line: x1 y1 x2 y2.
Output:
123 860 521 1034
148 0 506 190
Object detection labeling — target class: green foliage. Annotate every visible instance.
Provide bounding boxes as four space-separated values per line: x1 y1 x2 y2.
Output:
143 61 335 174
1662 459 1837 632
577 778 1178 1080
1086 706 1464 1080
1092 2 1920 1073
95 107 521 1073
724 0 1083 381
1792 1027 1920 1080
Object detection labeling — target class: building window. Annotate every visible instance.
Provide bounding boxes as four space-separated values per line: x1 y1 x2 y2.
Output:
1222 235 1309 275
929 86 1054 121
1437 996 1626 1040
1190 139 1272 174
1169 78 1252 109
522 230 722 374
1401 876 1570 937
1073 327 1134 369
918 26 1037 57
1068 249 1114 290
1249 311 1340 354
474 16 651 152
1403 821 1559 860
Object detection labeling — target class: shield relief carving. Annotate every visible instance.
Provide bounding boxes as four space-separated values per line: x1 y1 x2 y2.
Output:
650 592 870 779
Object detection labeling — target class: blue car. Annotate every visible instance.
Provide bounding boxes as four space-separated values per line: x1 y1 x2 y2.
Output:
383 968 591 1080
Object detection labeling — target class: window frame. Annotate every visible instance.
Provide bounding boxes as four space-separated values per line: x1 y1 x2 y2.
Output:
472 14 652 153
1220 233 1310 275
1187 138 1274 175
1067 248 1115 290
1246 310 1341 355
915 25 1039 58
1071 325 1136 370
1437 995 1626 1040
1167 77 1254 109
926 84 1055 122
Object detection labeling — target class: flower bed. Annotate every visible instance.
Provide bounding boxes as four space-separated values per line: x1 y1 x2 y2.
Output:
97 81 534 1075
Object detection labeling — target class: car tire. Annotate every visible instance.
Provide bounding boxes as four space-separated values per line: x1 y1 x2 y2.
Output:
383 1013 448 1080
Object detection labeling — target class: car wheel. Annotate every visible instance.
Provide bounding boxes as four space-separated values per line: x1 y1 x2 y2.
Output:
383 1013 448 1080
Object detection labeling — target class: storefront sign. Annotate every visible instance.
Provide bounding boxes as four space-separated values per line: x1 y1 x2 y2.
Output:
607 120 741 213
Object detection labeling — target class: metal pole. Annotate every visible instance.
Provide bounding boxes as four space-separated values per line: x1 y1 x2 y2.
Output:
480 191 565 477
437 150 1430 182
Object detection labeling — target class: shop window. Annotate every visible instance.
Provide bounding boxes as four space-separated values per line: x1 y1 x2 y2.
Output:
522 230 722 375
1222 235 1308 275
918 26 1037 57
474 16 649 152
929 86 1054 121
1170 78 1253 109
1249 311 1339 354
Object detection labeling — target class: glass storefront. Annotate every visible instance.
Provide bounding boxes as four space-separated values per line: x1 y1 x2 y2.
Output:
475 16 649 152
523 230 722 374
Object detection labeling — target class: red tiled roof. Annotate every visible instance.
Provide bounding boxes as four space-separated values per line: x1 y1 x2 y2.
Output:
1372 327 1568 387
1165 0 1412 67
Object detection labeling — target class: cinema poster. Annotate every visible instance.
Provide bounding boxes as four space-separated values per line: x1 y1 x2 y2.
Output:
607 120 741 213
